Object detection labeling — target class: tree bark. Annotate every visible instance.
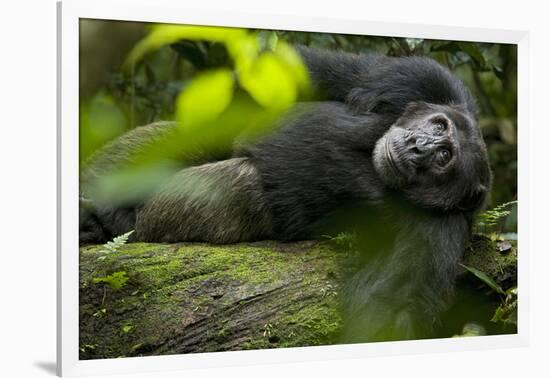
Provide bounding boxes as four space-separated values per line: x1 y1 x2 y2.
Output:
79 236 516 359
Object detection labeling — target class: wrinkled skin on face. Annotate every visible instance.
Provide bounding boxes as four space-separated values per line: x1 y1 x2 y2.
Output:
373 101 492 212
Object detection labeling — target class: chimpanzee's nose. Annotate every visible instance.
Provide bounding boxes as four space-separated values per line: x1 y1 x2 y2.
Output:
409 135 435 158
415 137 431 150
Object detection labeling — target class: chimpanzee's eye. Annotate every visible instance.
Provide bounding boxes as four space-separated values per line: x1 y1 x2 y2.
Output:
439 149 452 165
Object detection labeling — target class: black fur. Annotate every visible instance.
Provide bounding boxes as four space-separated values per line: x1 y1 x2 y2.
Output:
79 46 492 342
296 46 478 116
240 47 491 341
244 102 389 240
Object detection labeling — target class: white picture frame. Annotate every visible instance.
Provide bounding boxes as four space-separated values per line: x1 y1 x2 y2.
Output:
57 0 529 376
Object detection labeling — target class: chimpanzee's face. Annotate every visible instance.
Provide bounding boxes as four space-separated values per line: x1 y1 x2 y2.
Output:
373 102 492 211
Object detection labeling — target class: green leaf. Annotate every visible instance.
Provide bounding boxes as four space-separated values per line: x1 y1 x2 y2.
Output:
89 161 180 205
491 299 517 325
493 65 506 81
429 41 459 54
226 34 260 74
273 41 311 94
460 264 505 295
239 53 297 110
491 286 517 326
98 230 135 254
491 306 506 322
405 38 423 51
80 92 127 163
176 69 235 127
130 343 144 353
93 271 129 291
124 25 248 70
506 287 518 295
457 42 487 67
121 324 134 334
475 200 517 230
176 94 281 153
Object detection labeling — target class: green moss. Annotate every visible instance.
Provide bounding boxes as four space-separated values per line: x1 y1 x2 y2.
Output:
79 241 350 357
80 238 515 358
276 295 342 347
463 234 517 288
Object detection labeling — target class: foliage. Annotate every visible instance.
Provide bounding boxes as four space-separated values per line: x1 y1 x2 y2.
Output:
323 232 357 250
475 200 517 232
92 271 129 291
460 263 506 295
79 92 128 163
461 263 517 327
491 287 518 326
80 21 517 214
79 21 518 340
175 69 234 127
81 24 312 206
124 24 311 121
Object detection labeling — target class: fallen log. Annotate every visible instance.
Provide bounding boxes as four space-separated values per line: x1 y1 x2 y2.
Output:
79 236 516 359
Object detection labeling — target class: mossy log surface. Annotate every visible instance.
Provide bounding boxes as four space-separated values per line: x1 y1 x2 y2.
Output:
79 236 516 359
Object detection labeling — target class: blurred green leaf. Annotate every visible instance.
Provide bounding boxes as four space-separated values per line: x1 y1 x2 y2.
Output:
274 41 311 94
176 95 282 155
124 24 248 70
90 161 180 205
240 53 297 110
226 34 260 74
176 69 235 127
80 92 127 163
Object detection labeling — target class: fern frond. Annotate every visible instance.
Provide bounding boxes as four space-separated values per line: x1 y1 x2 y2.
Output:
98 230 135 254
475 201 517 230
